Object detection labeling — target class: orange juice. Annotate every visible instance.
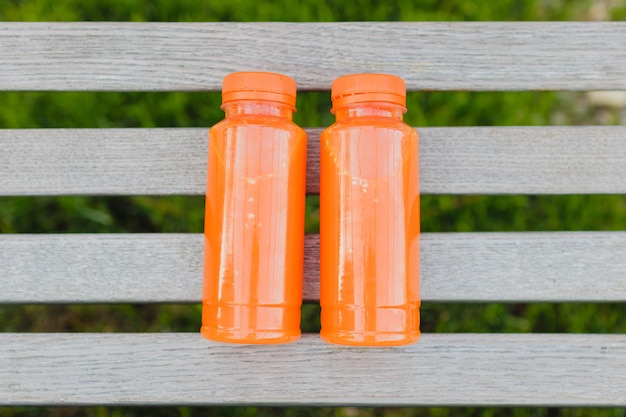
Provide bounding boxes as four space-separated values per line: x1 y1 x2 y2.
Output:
320 74 420 346
201 72 306 344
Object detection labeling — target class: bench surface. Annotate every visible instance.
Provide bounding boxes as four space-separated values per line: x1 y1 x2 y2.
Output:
2 333 626 406
1 21 625 407
1 22 625 91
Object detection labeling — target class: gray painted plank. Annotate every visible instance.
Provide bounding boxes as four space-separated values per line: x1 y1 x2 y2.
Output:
1 232 625 303
1 333 625 406
0 128 208 196
0 22 625 91
1 126 625 196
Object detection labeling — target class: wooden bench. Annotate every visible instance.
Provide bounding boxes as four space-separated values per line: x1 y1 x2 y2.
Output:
1 22 626 407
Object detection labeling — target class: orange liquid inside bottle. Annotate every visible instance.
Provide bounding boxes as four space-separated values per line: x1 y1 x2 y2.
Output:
320 74 420 346
201 72 306 344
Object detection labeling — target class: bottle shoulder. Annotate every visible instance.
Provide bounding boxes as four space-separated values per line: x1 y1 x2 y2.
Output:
212 116 304 133
322 119 417 140
211 118 306 144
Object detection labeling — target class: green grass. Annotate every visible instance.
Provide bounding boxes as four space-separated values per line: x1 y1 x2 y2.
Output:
1 0 625 416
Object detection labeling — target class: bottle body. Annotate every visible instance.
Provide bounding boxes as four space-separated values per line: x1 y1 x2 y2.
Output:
202 100 307 344
320 104 420 346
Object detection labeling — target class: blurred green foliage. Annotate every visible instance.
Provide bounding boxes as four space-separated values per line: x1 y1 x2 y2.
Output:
1 0 625 416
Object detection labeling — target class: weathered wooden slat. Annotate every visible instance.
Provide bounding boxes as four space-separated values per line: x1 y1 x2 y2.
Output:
1 126 625 196
1 22 625 91
0 128 208 196
1 232 625 303
1 333 625 406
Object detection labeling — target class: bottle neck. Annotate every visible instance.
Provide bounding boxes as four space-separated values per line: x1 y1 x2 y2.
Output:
222 100 294 120
333 102 406 122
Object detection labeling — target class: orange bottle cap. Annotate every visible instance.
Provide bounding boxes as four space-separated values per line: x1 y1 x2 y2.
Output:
331 73 406 110
222 72 297 107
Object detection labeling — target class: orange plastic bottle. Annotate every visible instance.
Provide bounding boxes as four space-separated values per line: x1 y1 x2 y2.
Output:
201 72 307 344
320 74 420 346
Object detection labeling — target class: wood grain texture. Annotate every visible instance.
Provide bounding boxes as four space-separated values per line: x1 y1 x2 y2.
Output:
1 232 626 303
0 128 208 196
1 333 626 406
1 22 625 91
1 126 625 196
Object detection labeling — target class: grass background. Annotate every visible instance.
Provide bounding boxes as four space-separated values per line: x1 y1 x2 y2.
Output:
1 0 625 416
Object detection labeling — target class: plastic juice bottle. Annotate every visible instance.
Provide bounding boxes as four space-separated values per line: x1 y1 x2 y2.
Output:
320 74 420 346
201 72 307 344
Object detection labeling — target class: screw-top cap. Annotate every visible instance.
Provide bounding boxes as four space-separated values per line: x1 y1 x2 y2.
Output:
222 72 297 107
331 74 406 110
